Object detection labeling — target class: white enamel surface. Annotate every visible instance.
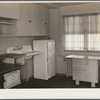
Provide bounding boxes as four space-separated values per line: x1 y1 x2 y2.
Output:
65 55 100 60
7 45 42 59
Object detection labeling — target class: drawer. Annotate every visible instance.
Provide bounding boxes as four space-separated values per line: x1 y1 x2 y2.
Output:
73 69 85 81
73 64 85 70
73 58 85 65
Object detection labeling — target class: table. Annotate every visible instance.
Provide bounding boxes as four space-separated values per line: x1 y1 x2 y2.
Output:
65 55 100 87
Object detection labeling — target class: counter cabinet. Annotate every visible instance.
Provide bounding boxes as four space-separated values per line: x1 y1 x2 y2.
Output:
66 57 100 87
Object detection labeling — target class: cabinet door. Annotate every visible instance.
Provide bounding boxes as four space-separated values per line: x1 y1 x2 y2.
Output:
17 4 31 36
73 69 86 81
73 59 85 70
86 60 98 83
39 8 50 36
0 3 20 19
30 5 41 36
72 58 86 81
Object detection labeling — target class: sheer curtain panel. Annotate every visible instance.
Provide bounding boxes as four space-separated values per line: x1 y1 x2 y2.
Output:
88 14 100 51
64 15 84 51
64 13 100 51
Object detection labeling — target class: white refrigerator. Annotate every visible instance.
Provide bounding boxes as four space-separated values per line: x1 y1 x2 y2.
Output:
33 40 56 80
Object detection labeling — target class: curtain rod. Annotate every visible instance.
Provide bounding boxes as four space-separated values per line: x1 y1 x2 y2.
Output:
63 12 99 17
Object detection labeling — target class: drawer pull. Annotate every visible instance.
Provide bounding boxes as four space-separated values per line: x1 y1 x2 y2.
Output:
12 75 15 80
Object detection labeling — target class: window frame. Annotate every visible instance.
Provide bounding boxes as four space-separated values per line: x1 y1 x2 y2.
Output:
63 13 100 52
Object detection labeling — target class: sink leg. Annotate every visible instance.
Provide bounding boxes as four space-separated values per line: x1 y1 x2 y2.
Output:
26 65 28 82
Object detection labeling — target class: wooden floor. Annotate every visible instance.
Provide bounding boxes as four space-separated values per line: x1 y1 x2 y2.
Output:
13 75 100 88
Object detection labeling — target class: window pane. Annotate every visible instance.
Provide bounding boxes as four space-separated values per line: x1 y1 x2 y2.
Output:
64 16 84 51
65 34 84 50
75 24 80 33
68 17 74 24
97 23 100 32
63 18 68 33
68 24 74 33
88 34 100 51
75 16 80 24
87 15 97 33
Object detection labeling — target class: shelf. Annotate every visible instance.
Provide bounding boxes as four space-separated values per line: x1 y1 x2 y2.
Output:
0 33 17 36
0 35 49 37
0 22 16 25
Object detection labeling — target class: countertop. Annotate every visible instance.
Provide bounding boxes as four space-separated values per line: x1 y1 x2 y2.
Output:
0 51 42 58
65 55 100 60
0 53 25 59
25 50 42 56
0 63 24 75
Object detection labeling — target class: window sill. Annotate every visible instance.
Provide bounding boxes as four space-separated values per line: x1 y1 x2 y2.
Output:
64 50 100 53
64 50 85 52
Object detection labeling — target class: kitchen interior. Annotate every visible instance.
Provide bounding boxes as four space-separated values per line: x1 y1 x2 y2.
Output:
1 2 100 89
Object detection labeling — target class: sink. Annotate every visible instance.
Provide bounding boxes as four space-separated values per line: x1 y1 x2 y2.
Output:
7 45 42 60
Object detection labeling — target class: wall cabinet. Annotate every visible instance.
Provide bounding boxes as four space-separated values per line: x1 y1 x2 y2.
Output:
17 4 50 36
0 3 20 19
72 58 100 87
37 8 50 36
17 4 31 36
4 70 21 88
0 3 20 36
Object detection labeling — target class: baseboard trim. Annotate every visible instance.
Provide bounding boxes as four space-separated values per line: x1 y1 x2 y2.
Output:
56 73 66 76
21 76 33 83
56 73 72 78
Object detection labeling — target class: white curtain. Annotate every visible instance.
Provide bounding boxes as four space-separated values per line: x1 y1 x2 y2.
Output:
64 15 84 51
64 13 100 51
88 14 100 51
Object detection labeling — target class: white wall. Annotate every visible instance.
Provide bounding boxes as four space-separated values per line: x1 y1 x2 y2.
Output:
50 3 100 74
50 9 67 74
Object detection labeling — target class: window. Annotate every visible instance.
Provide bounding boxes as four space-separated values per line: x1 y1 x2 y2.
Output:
65 34 84 50
64 16 84 51
64 13 100 51
88 34 100 50
88 14 100 51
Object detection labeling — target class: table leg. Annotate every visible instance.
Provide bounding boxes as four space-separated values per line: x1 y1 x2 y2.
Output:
26 63 28 82
76 80 79 85
91 82 95 87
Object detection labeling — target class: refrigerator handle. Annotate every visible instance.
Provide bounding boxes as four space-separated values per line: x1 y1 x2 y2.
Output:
47 43 48 62
47 43 49 76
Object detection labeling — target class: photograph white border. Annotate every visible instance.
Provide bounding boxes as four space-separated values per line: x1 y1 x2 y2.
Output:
0 1 100 99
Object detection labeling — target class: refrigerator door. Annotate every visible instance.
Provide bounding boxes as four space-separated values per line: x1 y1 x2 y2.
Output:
33 40 48 80
47 40 56 78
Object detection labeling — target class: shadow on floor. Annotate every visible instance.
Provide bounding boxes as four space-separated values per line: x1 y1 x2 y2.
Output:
13 75 100 88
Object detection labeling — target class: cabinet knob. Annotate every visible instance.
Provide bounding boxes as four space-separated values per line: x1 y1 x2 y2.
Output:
29 20 31 22
40 30 41 33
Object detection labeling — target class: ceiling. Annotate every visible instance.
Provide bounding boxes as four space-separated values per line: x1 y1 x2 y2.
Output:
35 3 93 9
